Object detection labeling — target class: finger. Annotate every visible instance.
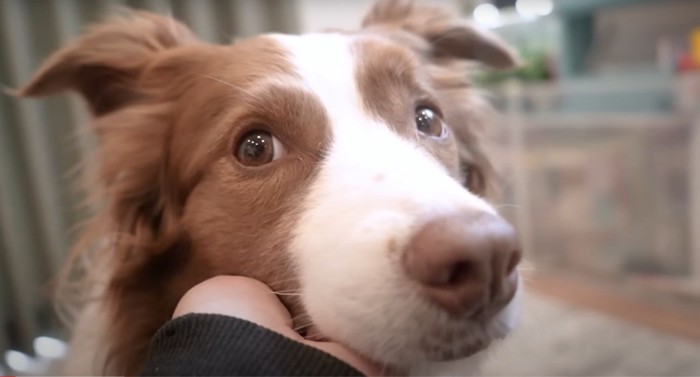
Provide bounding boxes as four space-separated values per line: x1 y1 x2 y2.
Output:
175 277 287 320
174 276 381 374
173 276 301 339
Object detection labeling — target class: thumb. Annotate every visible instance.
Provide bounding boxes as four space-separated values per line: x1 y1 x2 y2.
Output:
174 276 295 335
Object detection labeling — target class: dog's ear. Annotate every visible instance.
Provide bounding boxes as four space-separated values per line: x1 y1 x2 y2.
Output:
15 11 196 115
362 0 519 69
363 1 513 197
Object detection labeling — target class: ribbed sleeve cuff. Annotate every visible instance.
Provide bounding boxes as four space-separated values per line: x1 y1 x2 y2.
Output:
140 313 364 376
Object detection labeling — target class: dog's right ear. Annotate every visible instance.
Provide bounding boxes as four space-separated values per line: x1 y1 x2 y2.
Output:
14 11 196 116
363 0 519 69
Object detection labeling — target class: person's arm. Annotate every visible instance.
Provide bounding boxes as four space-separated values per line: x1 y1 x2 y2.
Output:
140 313 363 376
139 276 379 376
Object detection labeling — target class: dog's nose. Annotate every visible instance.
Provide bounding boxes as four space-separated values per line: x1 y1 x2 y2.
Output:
402 212 521 317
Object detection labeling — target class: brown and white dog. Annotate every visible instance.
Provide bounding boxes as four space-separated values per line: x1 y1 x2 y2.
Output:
18 0 522 375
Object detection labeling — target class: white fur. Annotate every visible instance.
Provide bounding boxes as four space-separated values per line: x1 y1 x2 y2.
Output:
61 300 108 375
412 281 524 376
59 256 111 375
275 33 520 375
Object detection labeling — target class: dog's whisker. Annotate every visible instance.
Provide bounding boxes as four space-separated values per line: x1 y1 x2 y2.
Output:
272 292 302 297
519 259 537 271
518 265 538 271
521 276 538 286
291 316 313 330
518 269 538 274
293 322 315 332
265 277 302 286
199 74 248 92
271 283 299 288
271 289 301 294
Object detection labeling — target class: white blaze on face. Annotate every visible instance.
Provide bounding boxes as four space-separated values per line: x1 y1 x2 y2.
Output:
272 33 520 371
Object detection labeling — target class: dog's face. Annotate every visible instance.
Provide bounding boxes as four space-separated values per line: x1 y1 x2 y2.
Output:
19 0 521 374
184 31 521 369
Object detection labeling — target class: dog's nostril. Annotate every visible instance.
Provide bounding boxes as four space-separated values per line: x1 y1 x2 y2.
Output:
445 261 473 286
403 212 521 315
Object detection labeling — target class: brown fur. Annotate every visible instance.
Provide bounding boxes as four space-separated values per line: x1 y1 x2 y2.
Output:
17 1 516 375
19 14 330 374
357 0 518 194
353 37 462 184
362 0 519 69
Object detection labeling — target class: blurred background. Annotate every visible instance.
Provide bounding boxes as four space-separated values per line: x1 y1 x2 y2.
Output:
0 0 699 375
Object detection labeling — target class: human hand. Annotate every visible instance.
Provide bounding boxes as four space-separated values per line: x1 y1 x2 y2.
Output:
173 276 382 376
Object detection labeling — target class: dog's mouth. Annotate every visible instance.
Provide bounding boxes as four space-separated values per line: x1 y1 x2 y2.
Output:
289 271 520 368
293 290 518 366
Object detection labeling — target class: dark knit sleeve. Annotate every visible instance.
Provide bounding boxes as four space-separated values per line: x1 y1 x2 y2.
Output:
140 313 364 376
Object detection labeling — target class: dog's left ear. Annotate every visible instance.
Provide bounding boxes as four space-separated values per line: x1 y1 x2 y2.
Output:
14 11 197 115
362 0 519 69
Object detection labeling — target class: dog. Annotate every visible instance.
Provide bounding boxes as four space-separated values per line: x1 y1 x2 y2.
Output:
17 0 522 375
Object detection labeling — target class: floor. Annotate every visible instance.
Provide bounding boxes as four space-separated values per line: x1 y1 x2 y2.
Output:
482 291 700 376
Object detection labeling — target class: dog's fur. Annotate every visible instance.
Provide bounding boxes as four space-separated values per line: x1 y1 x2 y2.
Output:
18 0 521 375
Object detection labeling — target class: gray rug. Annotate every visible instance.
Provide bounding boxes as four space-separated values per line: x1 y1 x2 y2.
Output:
482 292 700 376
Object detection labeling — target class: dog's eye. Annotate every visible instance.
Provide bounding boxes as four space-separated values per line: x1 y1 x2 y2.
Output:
415 107 445 138
235 130 285 167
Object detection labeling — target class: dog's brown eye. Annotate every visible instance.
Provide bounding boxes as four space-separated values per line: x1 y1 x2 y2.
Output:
415 107 445 138
235 130 285 167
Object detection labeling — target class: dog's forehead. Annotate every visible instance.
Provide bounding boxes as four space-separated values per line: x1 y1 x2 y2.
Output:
267 33 420 124
262 32 460 178
270 33 363 118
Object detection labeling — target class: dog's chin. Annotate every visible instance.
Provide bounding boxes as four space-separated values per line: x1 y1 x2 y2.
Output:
303 318 504 370
423 338 491 362
414 313 512 366
406 316 515 376
304 322 491 356
298 277 522 374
